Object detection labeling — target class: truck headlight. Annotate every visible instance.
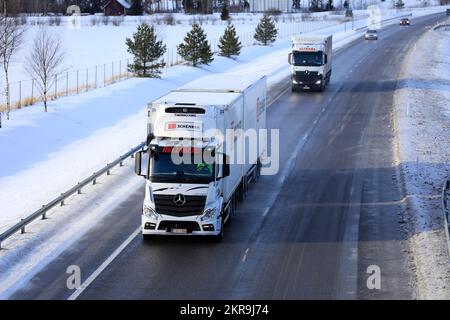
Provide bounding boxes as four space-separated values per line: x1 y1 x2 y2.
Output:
316 79 322 84
143 205 160 220
292 79 298 84
201 207 217 221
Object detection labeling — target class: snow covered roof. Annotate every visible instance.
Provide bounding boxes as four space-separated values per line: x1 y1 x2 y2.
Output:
105 0 131 9
177 74 266 93
117 0 131 9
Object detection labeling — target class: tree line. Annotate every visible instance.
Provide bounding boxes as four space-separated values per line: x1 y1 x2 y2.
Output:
0 0 342 16
127 14 277 76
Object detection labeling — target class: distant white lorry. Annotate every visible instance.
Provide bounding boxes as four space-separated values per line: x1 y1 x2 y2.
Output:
134 74 267 241
288 35 332 92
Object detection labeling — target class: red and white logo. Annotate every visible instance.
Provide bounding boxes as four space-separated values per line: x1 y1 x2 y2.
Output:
167 123 177 130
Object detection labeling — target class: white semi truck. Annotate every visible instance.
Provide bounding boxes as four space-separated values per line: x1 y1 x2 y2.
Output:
288 35 332 92
134 74 267 241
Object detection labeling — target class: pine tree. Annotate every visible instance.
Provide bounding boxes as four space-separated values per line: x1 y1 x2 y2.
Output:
126 23 167 78
129 0 143 16
220 4 229 21
218 23 241 58
254 15 277 46
177 23 214 67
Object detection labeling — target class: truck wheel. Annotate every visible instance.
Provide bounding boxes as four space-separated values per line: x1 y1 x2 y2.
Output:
318 83 325 92
256 159 262 179
143 234 155 241
212 219 224 242
291 85 297 92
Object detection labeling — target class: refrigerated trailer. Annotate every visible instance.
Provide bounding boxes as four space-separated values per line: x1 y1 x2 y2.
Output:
134 74 267 240
288 35 332 92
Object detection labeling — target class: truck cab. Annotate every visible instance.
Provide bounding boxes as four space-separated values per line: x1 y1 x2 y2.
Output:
288 35 332 92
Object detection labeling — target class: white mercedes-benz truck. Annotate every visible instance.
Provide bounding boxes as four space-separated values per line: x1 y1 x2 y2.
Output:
134 74 267 241
288 35 332 92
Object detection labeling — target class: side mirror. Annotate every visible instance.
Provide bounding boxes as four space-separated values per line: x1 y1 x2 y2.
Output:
134 150 148 178
288 53 293 65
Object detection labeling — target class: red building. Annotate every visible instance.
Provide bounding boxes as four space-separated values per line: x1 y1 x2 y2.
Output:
104 0 131 16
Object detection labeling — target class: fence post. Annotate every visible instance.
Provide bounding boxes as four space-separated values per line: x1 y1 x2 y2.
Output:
19 81 22 108
55 75 58 99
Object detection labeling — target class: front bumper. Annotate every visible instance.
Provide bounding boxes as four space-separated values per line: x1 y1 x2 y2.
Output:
142 214 222 236
292 73 323 88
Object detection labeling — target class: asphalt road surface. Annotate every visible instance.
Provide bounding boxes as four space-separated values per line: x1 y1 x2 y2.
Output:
9 12 447 300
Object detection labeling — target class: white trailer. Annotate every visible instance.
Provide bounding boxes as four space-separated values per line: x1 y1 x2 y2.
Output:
288 35 332 92
134 74 267 240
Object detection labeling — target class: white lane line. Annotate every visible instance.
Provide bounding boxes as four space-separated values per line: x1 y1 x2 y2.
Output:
241 248 250 262
67 227 141 300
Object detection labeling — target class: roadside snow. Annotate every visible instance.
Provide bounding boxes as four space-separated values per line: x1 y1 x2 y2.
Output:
393 25 450 299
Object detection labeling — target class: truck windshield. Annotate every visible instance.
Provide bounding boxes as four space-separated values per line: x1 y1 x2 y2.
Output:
293 51 324 66
149 151 215 184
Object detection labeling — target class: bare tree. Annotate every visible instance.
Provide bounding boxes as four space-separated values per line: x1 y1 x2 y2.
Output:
25 27 65 112
0 0 25 128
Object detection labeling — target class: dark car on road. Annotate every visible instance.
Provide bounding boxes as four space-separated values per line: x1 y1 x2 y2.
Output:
400 18 411 26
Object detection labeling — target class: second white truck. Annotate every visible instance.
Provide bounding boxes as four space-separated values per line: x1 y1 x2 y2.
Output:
134 74 267 241
288 35 332 92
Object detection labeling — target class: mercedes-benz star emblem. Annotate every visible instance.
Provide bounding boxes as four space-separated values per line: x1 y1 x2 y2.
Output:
173 194 186 206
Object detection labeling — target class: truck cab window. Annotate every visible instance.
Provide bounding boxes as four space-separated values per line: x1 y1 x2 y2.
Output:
293 51 324 66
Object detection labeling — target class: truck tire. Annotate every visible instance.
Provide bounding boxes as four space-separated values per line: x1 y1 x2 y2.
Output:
143 234 155 241
291 85 297 92
212 218 224 242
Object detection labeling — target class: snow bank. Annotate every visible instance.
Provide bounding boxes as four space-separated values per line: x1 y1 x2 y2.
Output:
393 25 450 299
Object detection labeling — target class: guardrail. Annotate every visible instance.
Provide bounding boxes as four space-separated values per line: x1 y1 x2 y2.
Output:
442 178 450 262
433 24 450 30
0 142 146 249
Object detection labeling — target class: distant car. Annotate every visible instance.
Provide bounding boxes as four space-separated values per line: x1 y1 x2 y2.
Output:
400 18 410 26
365 29 378 40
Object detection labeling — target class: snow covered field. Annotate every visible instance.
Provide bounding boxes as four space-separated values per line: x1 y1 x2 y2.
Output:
4 12 345 110
393 24 450 299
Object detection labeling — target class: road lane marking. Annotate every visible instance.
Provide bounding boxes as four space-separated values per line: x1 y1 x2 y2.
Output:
67 227 141 300
241 248 250 262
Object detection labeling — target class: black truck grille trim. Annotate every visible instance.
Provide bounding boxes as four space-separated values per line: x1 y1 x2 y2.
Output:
158 221 201 232
294 71 320 83
154 194 206 217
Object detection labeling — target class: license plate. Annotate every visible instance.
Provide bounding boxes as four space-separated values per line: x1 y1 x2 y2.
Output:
171 228 187 234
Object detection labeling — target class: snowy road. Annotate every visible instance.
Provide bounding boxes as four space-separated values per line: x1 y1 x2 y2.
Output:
3 12 449 299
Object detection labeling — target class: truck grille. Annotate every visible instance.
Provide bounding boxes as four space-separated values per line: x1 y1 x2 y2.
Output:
295 71 319 83
158 221 201 232
154 194 206 217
